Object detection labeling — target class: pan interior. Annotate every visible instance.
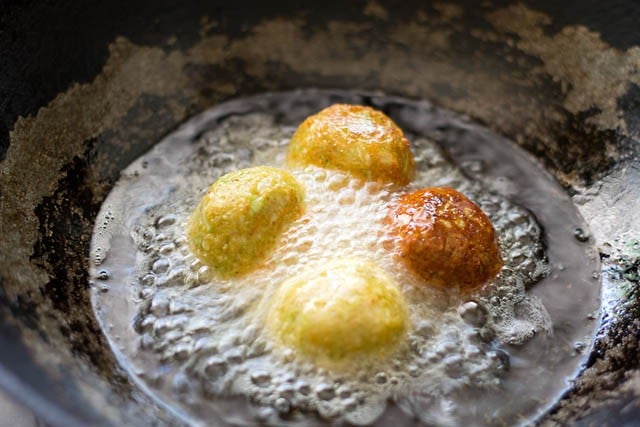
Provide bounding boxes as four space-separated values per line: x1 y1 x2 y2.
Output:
89 90 600 426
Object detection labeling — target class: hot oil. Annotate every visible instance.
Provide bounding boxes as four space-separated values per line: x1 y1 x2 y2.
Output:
90 90 600 426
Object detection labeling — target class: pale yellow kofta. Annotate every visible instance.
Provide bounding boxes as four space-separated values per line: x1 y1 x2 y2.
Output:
266 258 409 366
187 166 304 277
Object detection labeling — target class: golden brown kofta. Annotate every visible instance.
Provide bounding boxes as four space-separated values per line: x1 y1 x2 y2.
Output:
385 187 502 292
287 104 415 185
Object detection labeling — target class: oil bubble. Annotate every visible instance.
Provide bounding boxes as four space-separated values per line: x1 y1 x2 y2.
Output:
316 384 336 401
274 397 291 414
250 371 270 387
152 258 170 274
156 214 176 228
457 301 489 327
375 372 388 384
573 227 589 242
204 356 227 378
97 270 110 280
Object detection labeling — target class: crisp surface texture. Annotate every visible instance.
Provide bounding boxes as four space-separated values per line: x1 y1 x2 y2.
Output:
385 187 502 291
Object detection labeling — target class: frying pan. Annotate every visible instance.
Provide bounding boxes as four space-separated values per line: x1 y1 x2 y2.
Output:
1 0 639 425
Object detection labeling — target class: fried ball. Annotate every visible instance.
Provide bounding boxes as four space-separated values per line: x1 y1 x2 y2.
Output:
286 104 415 185
266 258 408 365
187 166 304 277
385 187 502 292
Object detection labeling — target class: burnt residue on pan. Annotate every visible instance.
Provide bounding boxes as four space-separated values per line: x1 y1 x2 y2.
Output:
0 1 639 425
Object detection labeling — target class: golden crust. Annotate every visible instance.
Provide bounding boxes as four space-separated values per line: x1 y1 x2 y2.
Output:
286 104 415 185
385 187 502 291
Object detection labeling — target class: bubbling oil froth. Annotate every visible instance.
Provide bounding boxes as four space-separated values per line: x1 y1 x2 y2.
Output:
89 92 599 427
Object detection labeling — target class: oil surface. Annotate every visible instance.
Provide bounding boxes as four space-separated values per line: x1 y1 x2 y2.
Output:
90 90 601 426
